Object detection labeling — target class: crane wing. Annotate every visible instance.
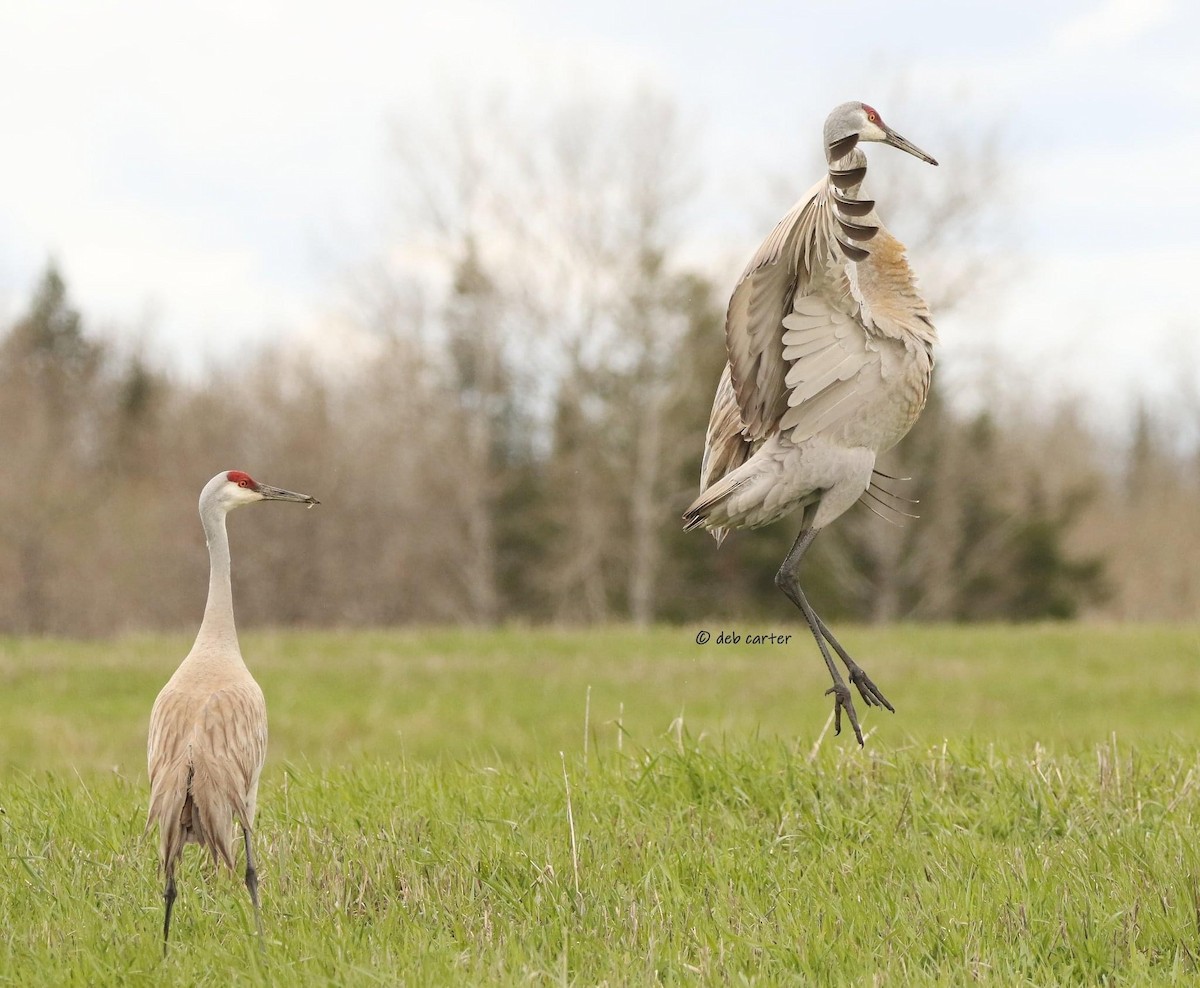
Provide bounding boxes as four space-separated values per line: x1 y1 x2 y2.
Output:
198 684 268 808
724 182 822 441
698 363 753 495
778 295 882 444
147 688 192 792
720 173 880 451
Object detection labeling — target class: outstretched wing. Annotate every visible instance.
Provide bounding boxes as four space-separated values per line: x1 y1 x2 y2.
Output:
698 363 753 496
708 173 879 471
778 294 882 445
723 181 822 441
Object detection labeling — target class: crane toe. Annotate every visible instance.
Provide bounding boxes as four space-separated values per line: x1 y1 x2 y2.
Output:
848 665 894 713
824 683 864 745
824 663 893 747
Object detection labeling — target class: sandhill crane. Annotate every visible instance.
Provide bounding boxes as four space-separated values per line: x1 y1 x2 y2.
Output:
683 101 938 745
147 470 318 952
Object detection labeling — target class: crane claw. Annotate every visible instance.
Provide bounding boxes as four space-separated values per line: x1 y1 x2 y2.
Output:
826 662 893 746
848 665 894 713
825 682 864 746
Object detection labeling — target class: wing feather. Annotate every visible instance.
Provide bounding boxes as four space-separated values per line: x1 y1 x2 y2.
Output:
699 167 904 494
777 292 881 442
722 171 880 442
691 147 938 531
699 364 753 494
200 684 268 823
724 180 824 439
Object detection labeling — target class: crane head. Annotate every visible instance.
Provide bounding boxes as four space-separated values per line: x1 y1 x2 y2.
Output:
824 101 938 167
201 470 320 515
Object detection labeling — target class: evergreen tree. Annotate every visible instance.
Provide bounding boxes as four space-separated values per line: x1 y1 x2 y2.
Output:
0 264 109 633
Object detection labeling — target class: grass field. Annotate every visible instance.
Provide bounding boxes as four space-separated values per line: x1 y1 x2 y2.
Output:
3 624 1200 985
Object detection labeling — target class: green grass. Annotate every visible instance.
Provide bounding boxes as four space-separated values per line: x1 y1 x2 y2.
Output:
3 624 1200 985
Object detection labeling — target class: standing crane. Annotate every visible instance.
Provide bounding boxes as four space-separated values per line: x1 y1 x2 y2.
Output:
683 101 938 745
147 470 318 952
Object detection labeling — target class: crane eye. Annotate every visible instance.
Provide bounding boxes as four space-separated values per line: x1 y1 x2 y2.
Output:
239 480 249 488
867 111 877 123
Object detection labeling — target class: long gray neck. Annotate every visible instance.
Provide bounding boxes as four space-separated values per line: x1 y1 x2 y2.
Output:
826 146 879 263
195 503 241 654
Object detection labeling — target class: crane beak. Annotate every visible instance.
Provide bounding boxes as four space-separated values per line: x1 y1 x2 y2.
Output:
258 484 320 506
882 127 938 166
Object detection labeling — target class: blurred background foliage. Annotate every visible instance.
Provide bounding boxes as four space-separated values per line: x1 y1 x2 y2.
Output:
0 90 1193 636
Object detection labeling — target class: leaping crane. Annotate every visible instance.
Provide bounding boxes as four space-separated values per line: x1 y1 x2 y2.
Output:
684 101 939 744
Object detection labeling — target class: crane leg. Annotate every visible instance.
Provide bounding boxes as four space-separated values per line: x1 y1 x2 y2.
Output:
242 826 265 947
162 867 177 957
775 528 893 745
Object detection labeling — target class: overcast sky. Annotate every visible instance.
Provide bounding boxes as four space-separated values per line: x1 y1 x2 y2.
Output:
1 0 1196 428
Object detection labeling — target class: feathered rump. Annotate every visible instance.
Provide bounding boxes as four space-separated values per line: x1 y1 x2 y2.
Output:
682 468 749 545
186 744 243 867
146 752 192 875
147 741 240 873
147 682 266 875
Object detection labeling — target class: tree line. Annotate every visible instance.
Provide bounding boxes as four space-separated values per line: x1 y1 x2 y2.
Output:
1 91 1193 635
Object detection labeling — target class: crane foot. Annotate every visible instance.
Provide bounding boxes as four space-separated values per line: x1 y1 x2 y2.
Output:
826 663 894 746
824 682 865 745
847 663 894 713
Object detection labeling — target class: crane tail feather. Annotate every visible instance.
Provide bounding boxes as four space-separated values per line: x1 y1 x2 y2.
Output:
148 751 241 875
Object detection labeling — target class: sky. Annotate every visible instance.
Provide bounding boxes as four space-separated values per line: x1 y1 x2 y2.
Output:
0 0 1197 430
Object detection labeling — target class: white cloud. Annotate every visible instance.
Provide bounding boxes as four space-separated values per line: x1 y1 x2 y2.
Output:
938 243 1200 430
0 0 673 370
0 0 1196 417
1054 0 1174 52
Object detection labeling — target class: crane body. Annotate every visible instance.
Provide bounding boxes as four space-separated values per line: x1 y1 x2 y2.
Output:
147 470 318 952
684 101 938 744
